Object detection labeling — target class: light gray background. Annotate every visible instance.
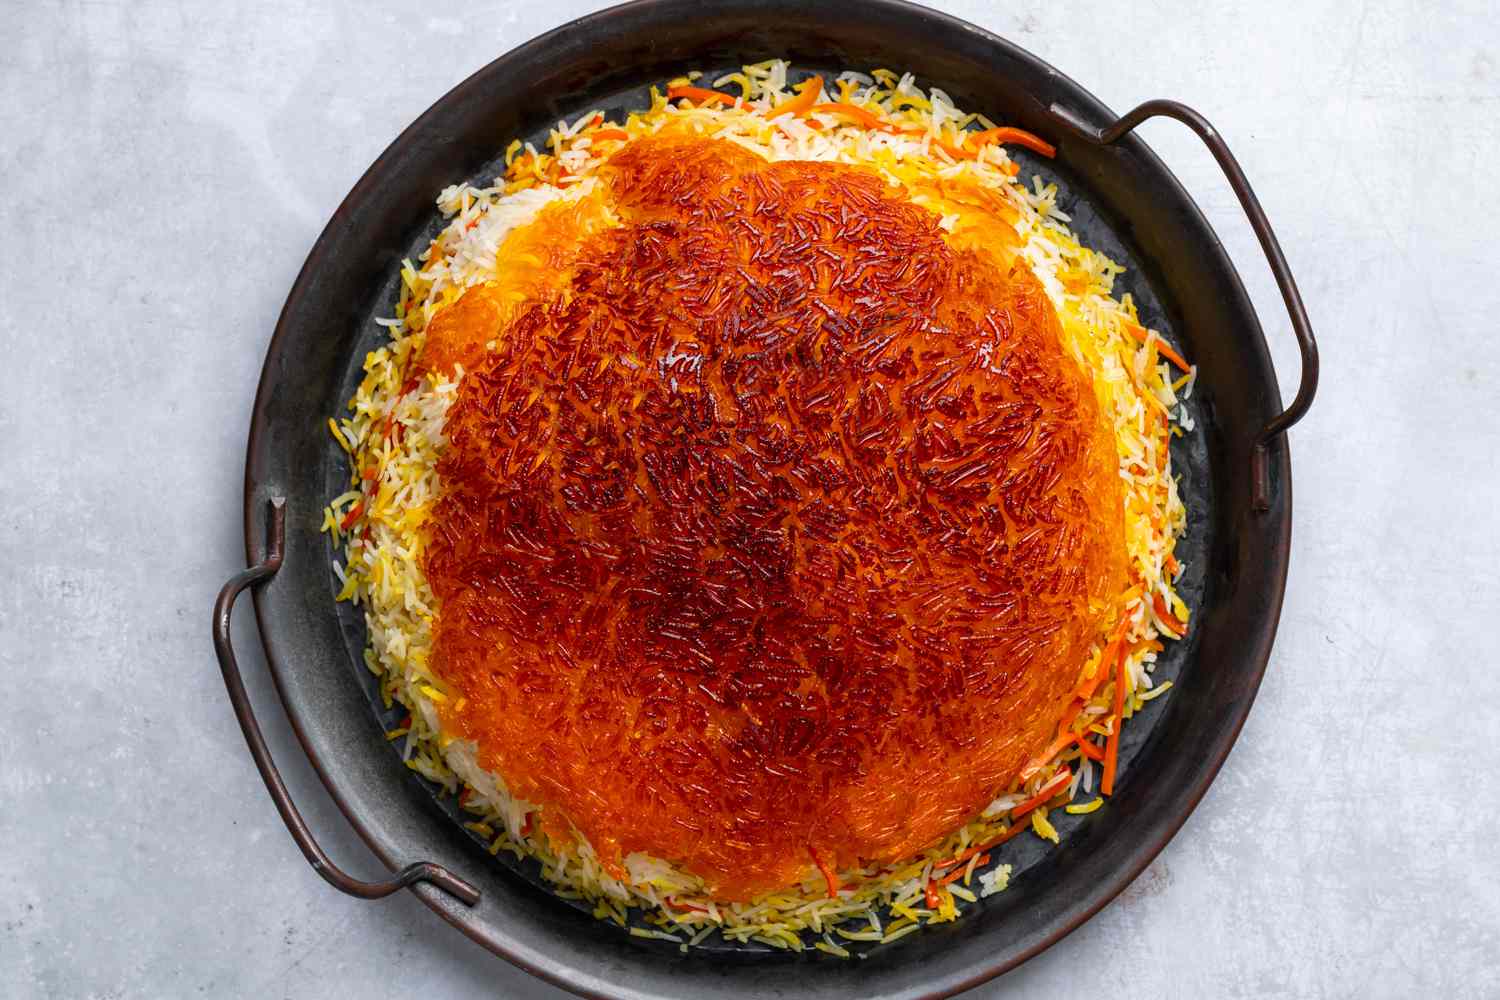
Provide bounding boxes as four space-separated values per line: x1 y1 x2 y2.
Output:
3 1 1496 996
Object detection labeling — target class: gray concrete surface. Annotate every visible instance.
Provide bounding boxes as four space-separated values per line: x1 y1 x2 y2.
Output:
3 1 1497 996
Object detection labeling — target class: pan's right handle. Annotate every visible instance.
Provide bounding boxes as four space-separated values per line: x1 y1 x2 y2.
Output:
1045 99 1320 512
213 497 480 906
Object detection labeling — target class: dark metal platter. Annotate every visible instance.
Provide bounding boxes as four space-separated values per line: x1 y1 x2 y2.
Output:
213 1 1317 997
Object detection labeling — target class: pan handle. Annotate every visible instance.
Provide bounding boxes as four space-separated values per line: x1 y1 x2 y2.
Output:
212 496 481 906
1045 99 1319 512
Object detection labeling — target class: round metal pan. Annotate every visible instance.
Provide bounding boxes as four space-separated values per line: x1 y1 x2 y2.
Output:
213 1 1317 996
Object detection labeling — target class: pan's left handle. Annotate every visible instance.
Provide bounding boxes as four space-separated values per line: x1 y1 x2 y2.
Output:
1045 99 1319 512
212 496 480 906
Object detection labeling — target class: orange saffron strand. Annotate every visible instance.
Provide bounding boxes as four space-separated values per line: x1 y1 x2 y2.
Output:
590 128 630 142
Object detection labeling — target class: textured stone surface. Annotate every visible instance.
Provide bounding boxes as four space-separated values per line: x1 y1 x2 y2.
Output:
2 1 1497 996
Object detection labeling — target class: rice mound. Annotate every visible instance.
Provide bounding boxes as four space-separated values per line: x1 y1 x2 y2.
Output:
324 60 1193 954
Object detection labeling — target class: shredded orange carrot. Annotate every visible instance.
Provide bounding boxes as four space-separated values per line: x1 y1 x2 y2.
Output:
808 101 895 131
767 75 823 117
968 126 1057 158
1153 592 1186 636
590 128 629 142
924 880 942 909
666 85 739 107
1102 646 1129 796
338 500 364 531
1165 551 1182 576
1076 738 1105 763
1072 615 1132 704
932 136 973 161
1011 768 1073 819
934 845 992 874
1125 320 1192 372
954 818 1034 866
932 774 1072 875
1020 730 1084 781
934 855 987 888
663 91 1038 183
808 845 840 899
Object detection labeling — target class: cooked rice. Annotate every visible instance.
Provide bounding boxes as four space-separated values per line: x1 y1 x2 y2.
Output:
322 60 1192 953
